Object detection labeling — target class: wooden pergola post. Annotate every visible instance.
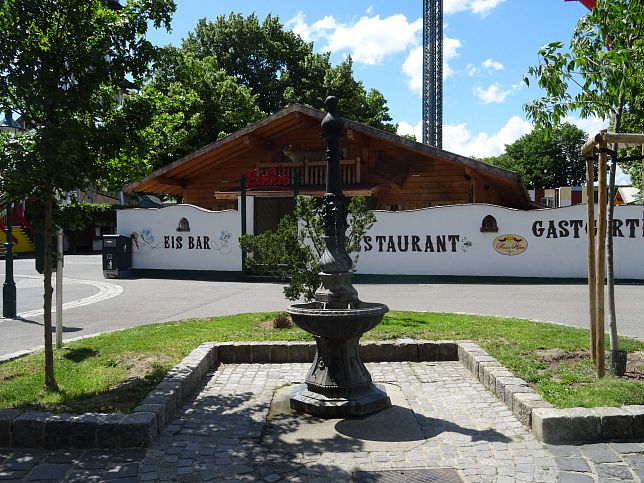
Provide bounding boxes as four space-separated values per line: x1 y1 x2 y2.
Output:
581 131 644 378
595 142 607 378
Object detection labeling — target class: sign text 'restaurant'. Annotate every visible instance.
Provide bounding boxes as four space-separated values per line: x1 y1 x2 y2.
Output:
363 234 462 253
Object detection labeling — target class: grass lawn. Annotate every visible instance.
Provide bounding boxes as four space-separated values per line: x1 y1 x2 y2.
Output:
0 311 642 413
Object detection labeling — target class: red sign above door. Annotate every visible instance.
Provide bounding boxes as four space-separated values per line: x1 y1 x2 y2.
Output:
244 168 290 190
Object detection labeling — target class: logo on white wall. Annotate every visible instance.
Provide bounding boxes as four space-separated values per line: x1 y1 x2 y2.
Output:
131 228 162 250
493 234 528 256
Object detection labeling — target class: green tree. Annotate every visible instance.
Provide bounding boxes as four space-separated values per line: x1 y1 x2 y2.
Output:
322 58 396 133
182 13 319 114
523 0 644 372
618 90 644 189
239 195 375 301
138 47 264 168
181 13 397 133
0 0 175 390
482 123 587 189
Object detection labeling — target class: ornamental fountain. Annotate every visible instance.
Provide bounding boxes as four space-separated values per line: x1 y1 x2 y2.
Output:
287 96 391 418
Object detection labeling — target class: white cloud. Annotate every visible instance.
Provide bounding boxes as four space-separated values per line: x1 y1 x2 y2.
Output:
288 12 421 65
287 13 338 43
466 64 479 76
468 58 504 77
397 116 533 158
328 15 421 65
397 120 423 140
471 0 507 16
444 116 533 157
444 0 506 16
482 58 504 70
444 0 473 15
562 115 610 137
402 35 461 96
562 115 631 184
402 47 423 96
443 36 462 78
473 83 511 104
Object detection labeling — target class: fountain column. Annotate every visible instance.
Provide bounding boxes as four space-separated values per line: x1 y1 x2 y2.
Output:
287 96 391 418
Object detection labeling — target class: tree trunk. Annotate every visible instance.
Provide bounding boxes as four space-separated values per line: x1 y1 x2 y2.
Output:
606 101 624 359
42 191 58 391
585 155 597 362
606 145 619 354
595 146 607 378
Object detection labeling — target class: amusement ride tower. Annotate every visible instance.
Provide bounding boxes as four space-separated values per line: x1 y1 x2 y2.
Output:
423 0 443 148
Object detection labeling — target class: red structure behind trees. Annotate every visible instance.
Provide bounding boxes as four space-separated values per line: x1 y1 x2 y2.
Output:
564 0 596 11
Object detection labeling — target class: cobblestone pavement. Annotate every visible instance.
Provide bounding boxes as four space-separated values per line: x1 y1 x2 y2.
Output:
1 362 642 482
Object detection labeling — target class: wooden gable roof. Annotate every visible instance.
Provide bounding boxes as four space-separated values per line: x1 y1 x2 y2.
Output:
129 104 534 209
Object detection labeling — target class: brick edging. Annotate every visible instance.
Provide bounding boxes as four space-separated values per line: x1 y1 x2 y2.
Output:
0 340 640 448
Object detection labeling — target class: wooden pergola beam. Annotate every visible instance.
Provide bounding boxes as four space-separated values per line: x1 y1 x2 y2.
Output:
582 131 644 155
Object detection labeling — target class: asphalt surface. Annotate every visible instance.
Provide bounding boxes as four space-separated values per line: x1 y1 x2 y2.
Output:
0 254 642 358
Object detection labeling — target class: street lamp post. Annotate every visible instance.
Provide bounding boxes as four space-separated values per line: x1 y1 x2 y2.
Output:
1 110 21 318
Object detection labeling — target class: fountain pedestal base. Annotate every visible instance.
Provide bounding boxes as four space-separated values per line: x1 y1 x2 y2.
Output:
290 383 390 418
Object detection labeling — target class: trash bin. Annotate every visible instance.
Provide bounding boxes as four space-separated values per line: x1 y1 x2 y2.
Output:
102 235 132 278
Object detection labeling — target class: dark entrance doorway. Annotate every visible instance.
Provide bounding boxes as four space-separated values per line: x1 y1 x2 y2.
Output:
254 197 296 234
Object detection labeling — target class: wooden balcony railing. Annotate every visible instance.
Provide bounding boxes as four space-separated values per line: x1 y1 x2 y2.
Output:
257 158 360 186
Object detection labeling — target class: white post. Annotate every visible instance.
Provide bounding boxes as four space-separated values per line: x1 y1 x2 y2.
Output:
56 228 63 348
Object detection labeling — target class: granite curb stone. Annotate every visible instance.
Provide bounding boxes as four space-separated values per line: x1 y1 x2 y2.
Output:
0 339 640 448
454 342 643 444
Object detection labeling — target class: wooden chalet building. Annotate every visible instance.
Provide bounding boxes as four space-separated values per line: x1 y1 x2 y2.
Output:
130 104 534 233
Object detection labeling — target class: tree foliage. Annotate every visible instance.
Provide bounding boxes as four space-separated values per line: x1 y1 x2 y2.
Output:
137 47 264 168
239 195 376 301
182 13 318 115
319 57 396 134
0 0 175 389
481 123 588 188
618 91 644 189
181 13 396 134
523 0 644 178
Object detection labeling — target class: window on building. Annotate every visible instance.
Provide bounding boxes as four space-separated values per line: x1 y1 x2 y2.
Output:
540 196 555 208
480 215 498 232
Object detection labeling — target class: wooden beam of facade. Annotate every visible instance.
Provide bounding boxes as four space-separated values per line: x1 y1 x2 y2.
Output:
185 145 253 179
156 176 186 188
242 134 269 150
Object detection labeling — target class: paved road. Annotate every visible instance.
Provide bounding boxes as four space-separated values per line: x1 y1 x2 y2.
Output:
1 254 642 358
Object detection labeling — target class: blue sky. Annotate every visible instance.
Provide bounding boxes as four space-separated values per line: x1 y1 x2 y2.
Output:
147 0 628 183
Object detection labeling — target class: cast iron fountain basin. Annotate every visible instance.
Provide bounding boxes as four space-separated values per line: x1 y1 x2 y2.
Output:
287 301 391 418
287 301 389 338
